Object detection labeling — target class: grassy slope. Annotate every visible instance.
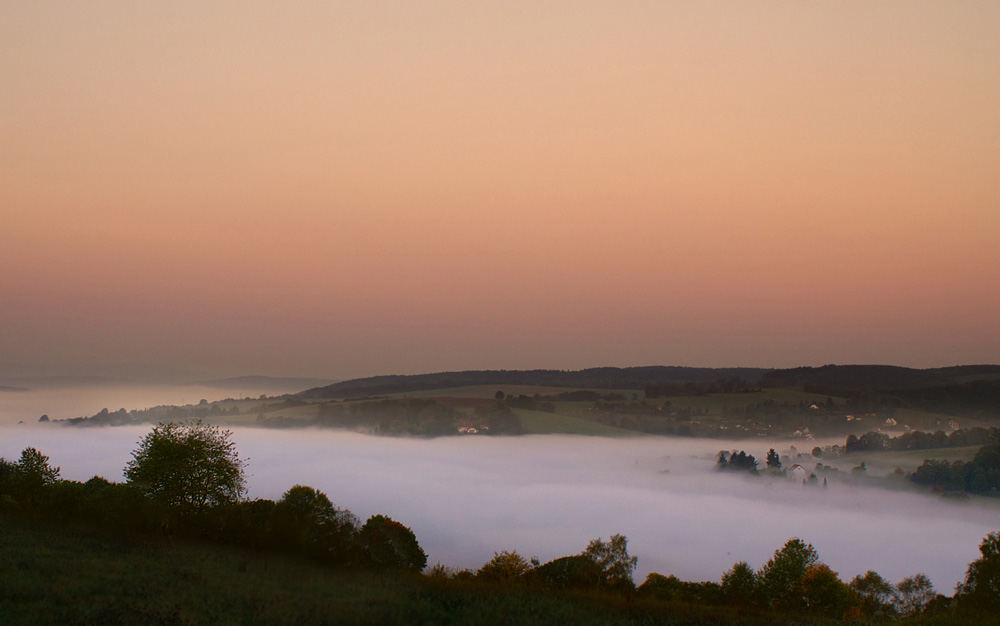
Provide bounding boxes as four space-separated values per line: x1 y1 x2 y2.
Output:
95 383 964 438
835 446 983 475
511 408 636 436
0 517 791 626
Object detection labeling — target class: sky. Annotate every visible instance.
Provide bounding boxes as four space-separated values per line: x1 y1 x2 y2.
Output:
3 1 999 381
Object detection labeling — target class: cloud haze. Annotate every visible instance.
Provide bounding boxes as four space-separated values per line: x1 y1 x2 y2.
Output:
2 424 994 592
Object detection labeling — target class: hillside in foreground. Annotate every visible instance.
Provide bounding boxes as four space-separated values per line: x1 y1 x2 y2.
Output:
0 516 795 626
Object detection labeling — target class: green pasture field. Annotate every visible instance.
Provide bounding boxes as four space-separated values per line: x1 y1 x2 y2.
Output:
510 408 637 436
835 445 983 475
640 388 847 415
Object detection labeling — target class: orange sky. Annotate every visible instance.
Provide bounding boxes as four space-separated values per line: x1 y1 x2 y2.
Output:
2 2 999 380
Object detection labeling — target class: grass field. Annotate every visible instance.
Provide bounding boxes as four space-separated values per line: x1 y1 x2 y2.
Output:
511 408 637 436
0 516 805 626
835 446 983 475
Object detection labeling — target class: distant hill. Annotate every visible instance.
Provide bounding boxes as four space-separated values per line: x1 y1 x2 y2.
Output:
758 364 1000 419
759 364 1000 393
299 367 771 399
199 376 336 393
0 385 29 392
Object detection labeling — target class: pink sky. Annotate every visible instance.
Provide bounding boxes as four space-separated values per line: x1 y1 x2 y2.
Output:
2 2 998 380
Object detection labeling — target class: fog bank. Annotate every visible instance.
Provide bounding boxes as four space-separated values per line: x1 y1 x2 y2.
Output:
1 424 995 592
0 383 293 426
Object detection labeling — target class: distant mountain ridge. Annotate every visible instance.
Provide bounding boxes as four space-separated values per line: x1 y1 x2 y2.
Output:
198 376 336 393
299 366 772 398
300 364 1000 402
759 364 1000 393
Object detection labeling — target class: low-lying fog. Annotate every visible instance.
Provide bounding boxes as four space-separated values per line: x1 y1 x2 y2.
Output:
2 423 996 592
0 383 286 427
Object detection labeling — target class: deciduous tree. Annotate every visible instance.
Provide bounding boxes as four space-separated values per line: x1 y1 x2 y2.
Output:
958 531 1000 610
124 421 247 512
584 533 638 590
894 573 935 617
359 514 427 571
757 538 819 610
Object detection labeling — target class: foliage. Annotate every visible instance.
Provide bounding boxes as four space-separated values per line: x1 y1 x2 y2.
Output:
584 533 638 590
894 573 936 617
358 514 427 572
910 443 1000 495
124 421 248 512
765 448 782 469
638 573 721 604
0 448 61 508
957 531 1000 610
533 555 603 589
273 485 362 564
15 448 61 488
756 538 819 610
720 561 756 605
799 564 852 616
717 450 758 472
476 550 533 583
849 570 897 619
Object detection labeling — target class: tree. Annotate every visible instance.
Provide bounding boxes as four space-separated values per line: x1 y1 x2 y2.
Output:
757 538 819 610
958 531 1000 610
15 447 60 490
894 573 935 617
358 514 427 571
583 533 638 590
849 570 897 619
124 421 247 512
720 561 757 605
766 448 782 469
275 485 360 563
534 555 603 589
800 564 852 616
477 550 532 583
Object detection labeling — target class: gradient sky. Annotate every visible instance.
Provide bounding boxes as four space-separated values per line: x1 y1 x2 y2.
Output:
2 2 999 381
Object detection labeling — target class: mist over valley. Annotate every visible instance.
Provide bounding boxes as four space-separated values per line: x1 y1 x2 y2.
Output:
3 396 996 593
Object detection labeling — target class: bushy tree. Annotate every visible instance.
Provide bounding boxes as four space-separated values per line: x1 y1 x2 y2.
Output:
584 533 638 590
275 485 360 563
849 570 897 619
757 538 819 610
638 573 721 604
765 448 782 469
800 564 852 616
15 448 60 489
124 421 247 512
359 514 427 571
958 531 1000 610
0 448 61 506
894 573 935 617
534 555 603 589
720 561 757 605
476 550 533 583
